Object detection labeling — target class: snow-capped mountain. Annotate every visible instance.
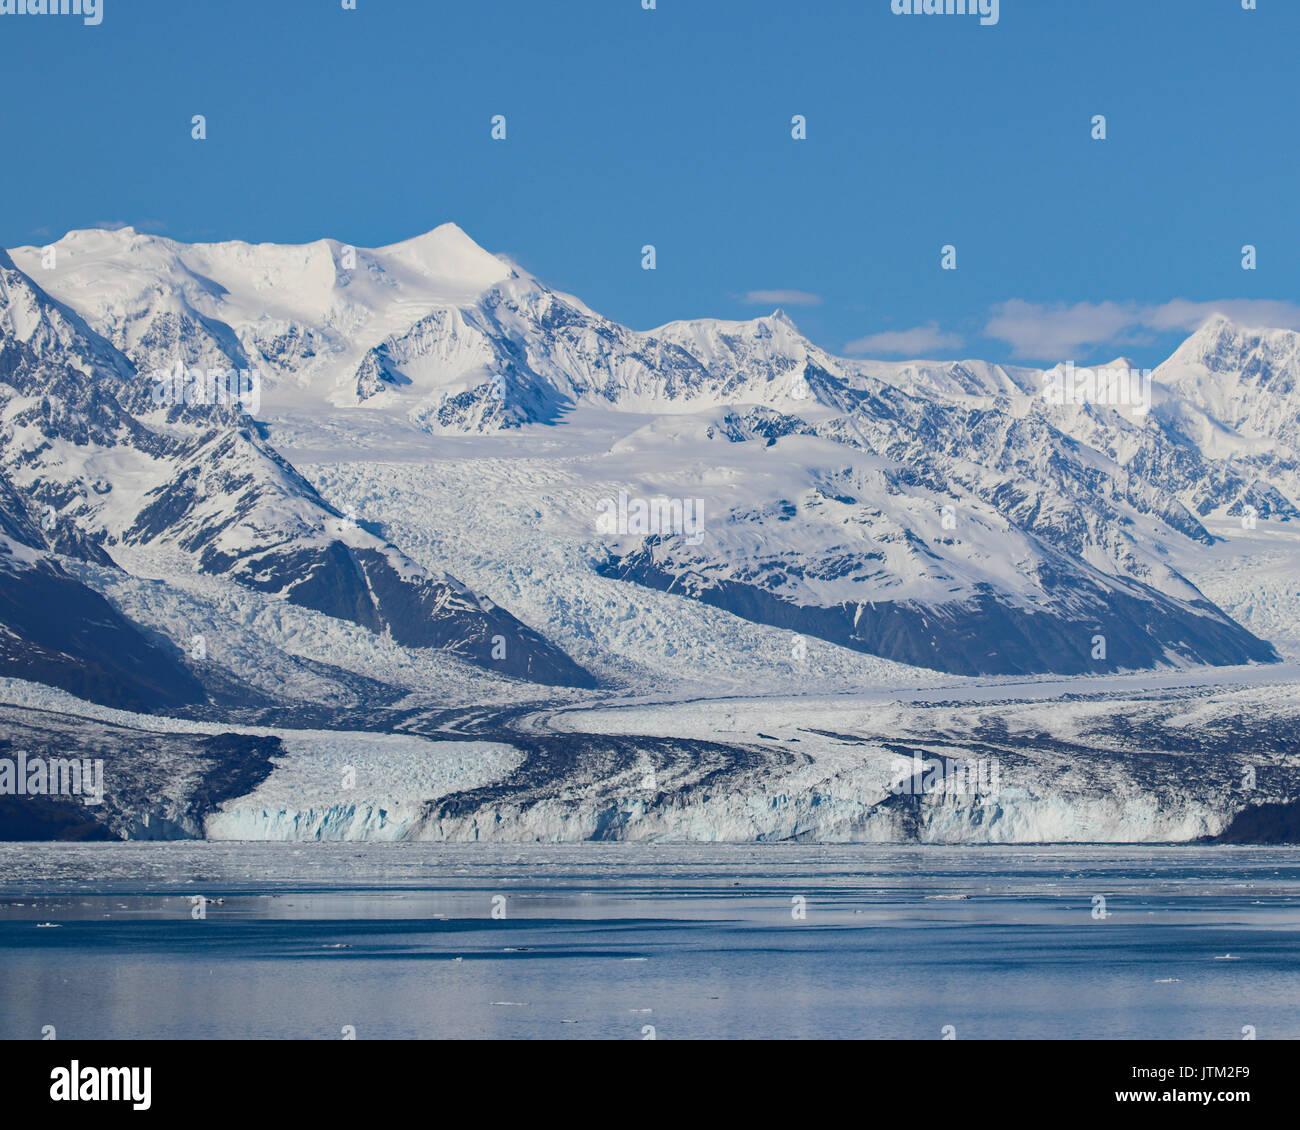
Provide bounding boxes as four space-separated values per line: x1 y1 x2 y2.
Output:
0 247 595 700
6 222 1297 683
1156 314 1300 451
6 221 1300 843
8 224 518 412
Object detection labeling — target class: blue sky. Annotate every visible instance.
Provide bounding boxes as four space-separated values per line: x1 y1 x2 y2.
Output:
2 0 1296 366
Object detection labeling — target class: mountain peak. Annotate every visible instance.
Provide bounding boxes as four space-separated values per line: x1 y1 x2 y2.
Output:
375 222 512 293
1187 312 1240 345
1198 311 1236 331
1175 312 1300 358
379 220 472 248
1160 314 1247 371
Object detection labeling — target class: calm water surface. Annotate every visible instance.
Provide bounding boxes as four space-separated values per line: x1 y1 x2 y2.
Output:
1 843 1297 1040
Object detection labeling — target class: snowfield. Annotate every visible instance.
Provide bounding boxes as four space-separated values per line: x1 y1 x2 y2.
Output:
298 444 954 697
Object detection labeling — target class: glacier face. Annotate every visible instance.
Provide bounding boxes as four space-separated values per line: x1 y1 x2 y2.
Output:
30 671 1292 845
204 732 524 842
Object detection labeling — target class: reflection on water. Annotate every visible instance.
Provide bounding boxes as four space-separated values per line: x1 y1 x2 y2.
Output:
1 843 1297 1039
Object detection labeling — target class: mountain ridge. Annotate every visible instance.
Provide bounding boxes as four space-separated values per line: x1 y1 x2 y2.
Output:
5 222 1297 680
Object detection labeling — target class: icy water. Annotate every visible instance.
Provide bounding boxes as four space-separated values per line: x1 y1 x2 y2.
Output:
0 843 1297 1040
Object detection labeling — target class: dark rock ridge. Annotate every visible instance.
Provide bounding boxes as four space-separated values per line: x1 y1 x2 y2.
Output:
597 547 1278 676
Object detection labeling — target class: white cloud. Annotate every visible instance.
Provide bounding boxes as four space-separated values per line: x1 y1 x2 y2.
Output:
741 289 822 307
984 300 1144 359
985 298 1300 360
1142 299 1300 334
844 322 963 357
